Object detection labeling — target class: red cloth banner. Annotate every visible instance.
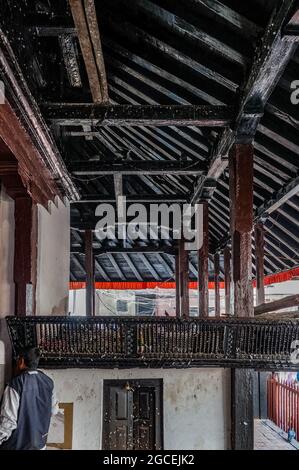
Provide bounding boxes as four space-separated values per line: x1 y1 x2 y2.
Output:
70 267 299 290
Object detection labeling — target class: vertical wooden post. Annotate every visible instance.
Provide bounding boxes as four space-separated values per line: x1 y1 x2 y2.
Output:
229 143 254 450
14 197 36 316
85 229 95 316
223 246 231 315
178 237 189 317
229 143 254 317
198 201 209 317
175 252 181 317
214 252 220 317
231 368 254 449
254 222 265 306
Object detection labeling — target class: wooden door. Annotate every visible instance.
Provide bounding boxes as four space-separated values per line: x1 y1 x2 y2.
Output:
103 380 162 450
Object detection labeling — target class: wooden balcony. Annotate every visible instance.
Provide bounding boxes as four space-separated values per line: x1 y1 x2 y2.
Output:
6 316 299 370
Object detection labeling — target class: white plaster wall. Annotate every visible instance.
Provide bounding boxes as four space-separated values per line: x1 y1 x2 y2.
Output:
0 186 15 392
36 198 70 315
45 368 231 450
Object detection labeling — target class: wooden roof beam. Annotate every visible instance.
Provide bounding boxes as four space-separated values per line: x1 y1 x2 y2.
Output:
191 0 299 203
70 160 204 175
71 195 188 203
69 0 108 102
71 246 176 255
42 104 234 127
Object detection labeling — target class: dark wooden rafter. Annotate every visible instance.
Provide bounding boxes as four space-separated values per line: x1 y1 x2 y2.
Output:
121 253 143 281
71 160 204 175
107 253 125 280
69 0 109 102
72 246 176 255
191 0 299 203
139 253 160 281
43 104 233 127
59 34 82 88
256 175 299 219
72 195 188 203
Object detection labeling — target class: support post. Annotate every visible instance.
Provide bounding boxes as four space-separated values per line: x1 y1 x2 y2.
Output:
214 252 220 317
14 197 37 316
231 368 254 450
229 143 254 317
223 246 231 315
178 238 189 317
229 143 254 450
254 222 265 306
175 253 181 317
85 229 95 316
198 201 209 316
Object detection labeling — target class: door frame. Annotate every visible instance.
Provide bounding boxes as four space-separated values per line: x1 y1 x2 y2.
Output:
102 379 163 450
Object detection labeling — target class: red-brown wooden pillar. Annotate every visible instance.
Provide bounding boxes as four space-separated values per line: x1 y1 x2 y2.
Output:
214 252 220 317
223 246 231 315
254 222 265 306
14 197 37 316
198 201 209 316
85 229 95 316
175 252 181 317
229 143 254 450
229 143 254 317
178 237 189 317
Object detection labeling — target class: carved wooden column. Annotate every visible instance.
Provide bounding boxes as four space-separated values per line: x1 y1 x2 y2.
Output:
175 252 181 317
214 252 220 317
14 197 37 316
254 222 265 306
198 201 209 316
229 143 254 450
178 237 189 317
0 153 37 316
85 230 95 316
229 143 254 317
223 246 231 315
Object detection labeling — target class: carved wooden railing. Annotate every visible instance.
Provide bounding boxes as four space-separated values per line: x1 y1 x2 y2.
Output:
6 316 299 369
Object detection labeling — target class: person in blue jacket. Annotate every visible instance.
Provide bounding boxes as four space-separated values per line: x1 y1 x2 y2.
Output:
0 346 58 450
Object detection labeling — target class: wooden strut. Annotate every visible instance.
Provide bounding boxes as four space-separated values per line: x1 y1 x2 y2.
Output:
254 294 299 316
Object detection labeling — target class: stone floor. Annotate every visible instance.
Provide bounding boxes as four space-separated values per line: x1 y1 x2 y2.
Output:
254 419 298 450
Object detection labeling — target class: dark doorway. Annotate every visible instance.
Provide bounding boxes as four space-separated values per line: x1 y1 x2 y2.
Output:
103 380 163 450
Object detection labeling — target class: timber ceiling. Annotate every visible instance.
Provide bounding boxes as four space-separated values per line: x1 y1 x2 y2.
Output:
1 0 299 282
